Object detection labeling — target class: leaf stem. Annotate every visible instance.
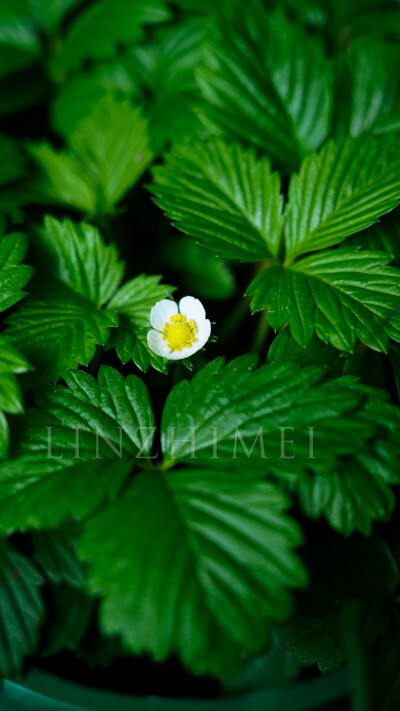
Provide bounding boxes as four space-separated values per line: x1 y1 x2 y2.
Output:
219 295 251 344
250 308 271 354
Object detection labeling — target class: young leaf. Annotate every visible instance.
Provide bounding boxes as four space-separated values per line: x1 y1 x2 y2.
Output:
284 136 400 260
29 96 152 215
197 4 332 172
151 138 284 260
0 366 154 533
247 248 400 353
0 231 33 313
106 274 174 373
0 542 44 678
5 217 123 384
79 469 306 678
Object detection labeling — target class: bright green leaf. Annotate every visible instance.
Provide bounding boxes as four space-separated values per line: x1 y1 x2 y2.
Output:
284 136 400 260
151 138 284 260
29 96 152 215
0 231 33 313
162 357 400 534
247 248 400 353
6 288 117 386
5 217 124 384
33 216 124 306
197 4 332 172
0 366 154 533
79 469 306 678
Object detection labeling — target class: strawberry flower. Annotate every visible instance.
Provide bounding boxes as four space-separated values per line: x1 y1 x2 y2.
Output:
147 296 211 360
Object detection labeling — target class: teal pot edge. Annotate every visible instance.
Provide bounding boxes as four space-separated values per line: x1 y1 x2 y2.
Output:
0 667 350 711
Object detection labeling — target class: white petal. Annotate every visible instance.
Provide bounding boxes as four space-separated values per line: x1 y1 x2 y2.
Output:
147 330 170 358
195 318 212 349
179 296 206 323
150 299 178 331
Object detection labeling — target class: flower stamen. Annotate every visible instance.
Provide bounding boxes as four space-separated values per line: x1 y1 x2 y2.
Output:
162 314 198 351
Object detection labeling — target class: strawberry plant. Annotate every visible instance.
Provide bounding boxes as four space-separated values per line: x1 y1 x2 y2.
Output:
1 1 400 709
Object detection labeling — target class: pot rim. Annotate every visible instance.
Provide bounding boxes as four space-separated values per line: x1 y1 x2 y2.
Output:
1 667 350 711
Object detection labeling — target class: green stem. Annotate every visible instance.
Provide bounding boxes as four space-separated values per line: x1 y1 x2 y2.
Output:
250 308 271 354
219 295 251 345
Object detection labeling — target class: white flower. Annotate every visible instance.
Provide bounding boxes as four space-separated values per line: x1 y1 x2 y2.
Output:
147 296 211 360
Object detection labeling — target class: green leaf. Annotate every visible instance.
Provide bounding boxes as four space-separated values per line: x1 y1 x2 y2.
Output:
151 138 284 260
0 337 30 414
50 0 170 76
51 63 139 138
27 0 84 33
5 217 123 384
0 335 32 463
267 329 344 378
0 366 154 533
0 0 41 80
79 469 306 678
160 357 361 469
196 4 332 172
285 536 398 673
351 212 400 266
32 520 86 589
162 357 400 534
0 541 44 678
129 20 209 151
32 216 124 306
0 231 33 313
247 248 400 353
293 386 400 535
29 96 152 215
335 38 400 138
44 584 93 656
107 274 174 373
6 288 117 386
284 136 400 260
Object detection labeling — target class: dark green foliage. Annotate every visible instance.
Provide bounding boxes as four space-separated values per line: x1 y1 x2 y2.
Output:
1 0 400 698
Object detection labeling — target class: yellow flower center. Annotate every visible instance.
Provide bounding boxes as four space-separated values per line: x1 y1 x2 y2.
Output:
162 314 198 351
